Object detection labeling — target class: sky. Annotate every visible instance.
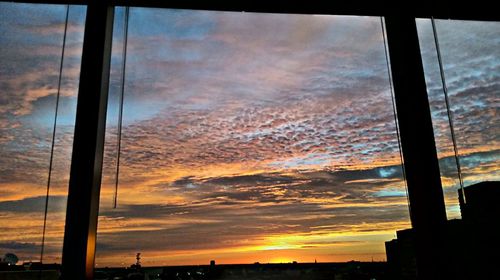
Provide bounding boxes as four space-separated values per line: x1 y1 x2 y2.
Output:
0 4 498 267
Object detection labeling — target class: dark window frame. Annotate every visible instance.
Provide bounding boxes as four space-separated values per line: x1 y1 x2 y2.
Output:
1 1 497 279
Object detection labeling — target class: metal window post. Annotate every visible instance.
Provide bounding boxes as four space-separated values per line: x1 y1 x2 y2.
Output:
384 15 448 280
61 2 114 279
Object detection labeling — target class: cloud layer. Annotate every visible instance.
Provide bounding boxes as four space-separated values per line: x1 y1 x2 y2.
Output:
0 5 498 266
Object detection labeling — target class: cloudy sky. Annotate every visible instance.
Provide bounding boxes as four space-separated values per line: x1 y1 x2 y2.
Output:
0 4 498 267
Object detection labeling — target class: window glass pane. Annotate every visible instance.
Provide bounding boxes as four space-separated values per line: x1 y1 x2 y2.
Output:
98 8 410 278
418 19 500 218
0 3 85 267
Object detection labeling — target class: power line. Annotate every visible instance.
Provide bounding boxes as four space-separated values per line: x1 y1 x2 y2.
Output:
40 3 70 265
431 17 465 202
380 17 412 217
114 6 130 209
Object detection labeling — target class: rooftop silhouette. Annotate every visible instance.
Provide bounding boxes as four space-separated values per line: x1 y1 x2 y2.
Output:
385 181 500 280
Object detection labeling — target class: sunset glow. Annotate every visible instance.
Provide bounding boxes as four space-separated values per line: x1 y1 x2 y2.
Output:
0 4 498 268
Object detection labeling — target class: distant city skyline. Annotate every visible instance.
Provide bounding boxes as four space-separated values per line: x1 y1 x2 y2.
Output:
0 4 498 267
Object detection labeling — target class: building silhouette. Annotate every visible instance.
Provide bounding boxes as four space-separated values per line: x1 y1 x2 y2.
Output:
386 181 500 280
459 181 500 223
